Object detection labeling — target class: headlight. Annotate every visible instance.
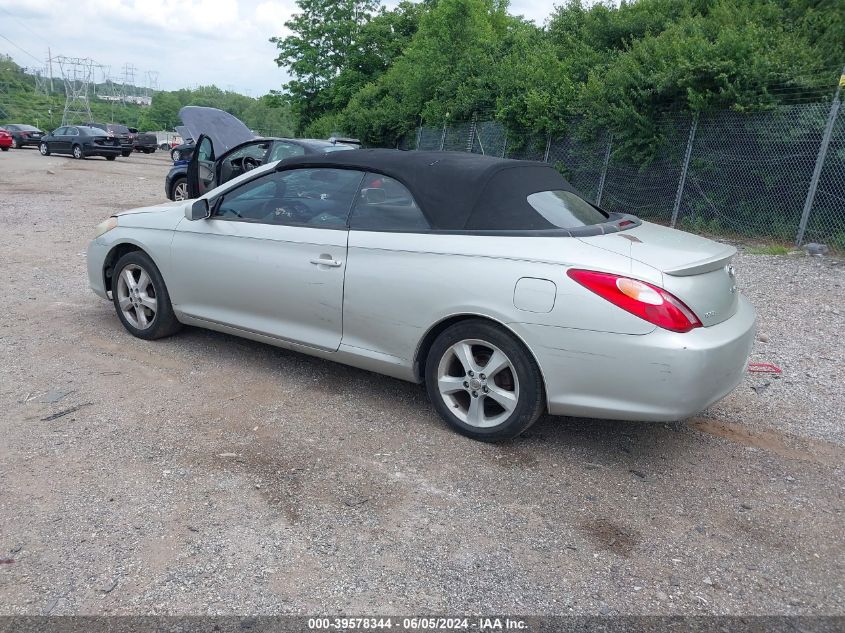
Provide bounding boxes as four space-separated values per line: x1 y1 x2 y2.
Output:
94 217 118 238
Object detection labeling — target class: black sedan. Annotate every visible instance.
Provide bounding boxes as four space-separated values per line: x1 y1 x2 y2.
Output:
38 126 123 160
1 124 46 149
84 122 134 157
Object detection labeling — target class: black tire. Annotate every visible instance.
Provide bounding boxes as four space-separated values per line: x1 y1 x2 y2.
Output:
111 251 182 340
121 150 131 157
106 155 116 161
425 319 544 441
39 142 50 156
72 144 83 159
0 147 8 152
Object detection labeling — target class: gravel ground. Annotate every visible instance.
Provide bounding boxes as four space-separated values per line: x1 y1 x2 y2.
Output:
0 148 843 616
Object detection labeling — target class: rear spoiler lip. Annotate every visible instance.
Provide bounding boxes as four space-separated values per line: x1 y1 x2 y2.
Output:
663 246 737 276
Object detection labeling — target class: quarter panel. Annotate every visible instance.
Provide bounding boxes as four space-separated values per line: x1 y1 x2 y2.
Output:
343 232 656 364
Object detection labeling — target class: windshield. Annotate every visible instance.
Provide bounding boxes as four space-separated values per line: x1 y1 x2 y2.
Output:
107 123 130 134
526 191 608 228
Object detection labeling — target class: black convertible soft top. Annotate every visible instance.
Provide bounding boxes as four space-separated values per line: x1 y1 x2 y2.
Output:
275 149 636 234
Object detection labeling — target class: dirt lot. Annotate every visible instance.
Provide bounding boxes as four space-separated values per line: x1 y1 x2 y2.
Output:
0 148 843 616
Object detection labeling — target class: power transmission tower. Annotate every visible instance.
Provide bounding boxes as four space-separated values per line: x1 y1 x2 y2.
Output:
34 66 50 95
55 56 95 124
120 62 136 102
145 70 159 97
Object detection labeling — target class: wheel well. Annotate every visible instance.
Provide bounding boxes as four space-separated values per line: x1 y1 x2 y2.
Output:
413 314 521 382
103 243 144 294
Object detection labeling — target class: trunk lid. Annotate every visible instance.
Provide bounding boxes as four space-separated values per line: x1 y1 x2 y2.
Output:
579 222 740 326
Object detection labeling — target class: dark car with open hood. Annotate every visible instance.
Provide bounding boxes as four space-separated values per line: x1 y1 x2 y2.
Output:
164 106 356 200
38 125 123 160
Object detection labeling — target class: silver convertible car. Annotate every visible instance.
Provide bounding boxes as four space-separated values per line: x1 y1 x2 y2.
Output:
87 149 755 440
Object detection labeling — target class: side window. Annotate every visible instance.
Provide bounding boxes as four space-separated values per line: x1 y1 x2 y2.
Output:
268 142 306 162
54 127 66 136
213 168 363 228
349 173 429 231
67 127 79 136
197 136 214 161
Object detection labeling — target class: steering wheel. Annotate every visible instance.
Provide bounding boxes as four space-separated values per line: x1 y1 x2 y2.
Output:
263 198 310 222
243 156 259 171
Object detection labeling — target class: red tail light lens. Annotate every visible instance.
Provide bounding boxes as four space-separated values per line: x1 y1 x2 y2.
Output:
567 269 702 333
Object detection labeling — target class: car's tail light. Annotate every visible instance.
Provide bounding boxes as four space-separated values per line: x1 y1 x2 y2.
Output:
567 269 702 333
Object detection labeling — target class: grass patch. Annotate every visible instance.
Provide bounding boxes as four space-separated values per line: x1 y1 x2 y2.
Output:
747 245 791 256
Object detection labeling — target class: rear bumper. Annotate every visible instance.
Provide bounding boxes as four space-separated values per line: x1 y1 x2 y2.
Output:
84 145 122 157
513 295 757 421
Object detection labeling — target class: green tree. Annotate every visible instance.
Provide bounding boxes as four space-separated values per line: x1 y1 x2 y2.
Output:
271 0 381 128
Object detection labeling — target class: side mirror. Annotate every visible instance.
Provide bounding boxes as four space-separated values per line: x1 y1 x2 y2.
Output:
186 198 210 221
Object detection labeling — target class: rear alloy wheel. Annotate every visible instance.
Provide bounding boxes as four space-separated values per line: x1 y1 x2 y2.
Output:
426 320 544 441
171 177 188 201
39 142 50 156
72 144 83 159
112 251 181 340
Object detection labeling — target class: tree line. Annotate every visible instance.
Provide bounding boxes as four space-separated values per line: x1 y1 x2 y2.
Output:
272 0 844 159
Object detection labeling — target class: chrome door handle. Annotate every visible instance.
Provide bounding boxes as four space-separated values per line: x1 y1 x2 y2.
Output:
310 257 342 268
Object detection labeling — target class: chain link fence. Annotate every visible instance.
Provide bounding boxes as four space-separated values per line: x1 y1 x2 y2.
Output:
411 97 845 250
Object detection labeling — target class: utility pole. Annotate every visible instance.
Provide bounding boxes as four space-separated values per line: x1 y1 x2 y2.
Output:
47 47 53 93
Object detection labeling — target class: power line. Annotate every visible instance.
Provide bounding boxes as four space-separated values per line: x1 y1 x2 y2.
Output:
0 31 42 63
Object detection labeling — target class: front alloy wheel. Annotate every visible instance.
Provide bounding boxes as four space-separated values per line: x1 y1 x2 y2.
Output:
172 179 188 201
111 252 181 340
116 264 157 330
11 138 18 149
426 320 544 441
39 142 50 156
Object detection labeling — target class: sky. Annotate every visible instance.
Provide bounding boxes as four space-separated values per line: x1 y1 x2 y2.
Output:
0 0 560 97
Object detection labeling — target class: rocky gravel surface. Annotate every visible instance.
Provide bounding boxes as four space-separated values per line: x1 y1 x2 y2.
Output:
0 148 843 616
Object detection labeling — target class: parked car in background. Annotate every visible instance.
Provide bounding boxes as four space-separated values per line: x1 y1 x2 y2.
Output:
84 122 133 157
39 125 122 160
130 129 158 153
167 137 356 200
0 128 12 151
89 149 756 441
1 124 46 148
171 140 194 162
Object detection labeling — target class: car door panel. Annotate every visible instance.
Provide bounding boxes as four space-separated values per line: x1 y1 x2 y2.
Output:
170 221 347 351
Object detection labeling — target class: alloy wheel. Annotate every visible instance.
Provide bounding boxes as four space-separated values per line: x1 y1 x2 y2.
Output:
436 339 520 428
39 143 48 155
173 181 188 201
73 146 82 159
11 138 18 149
116 264 157 330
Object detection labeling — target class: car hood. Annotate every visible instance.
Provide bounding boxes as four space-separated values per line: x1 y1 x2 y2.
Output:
174 125 193 143
178 106 255 155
